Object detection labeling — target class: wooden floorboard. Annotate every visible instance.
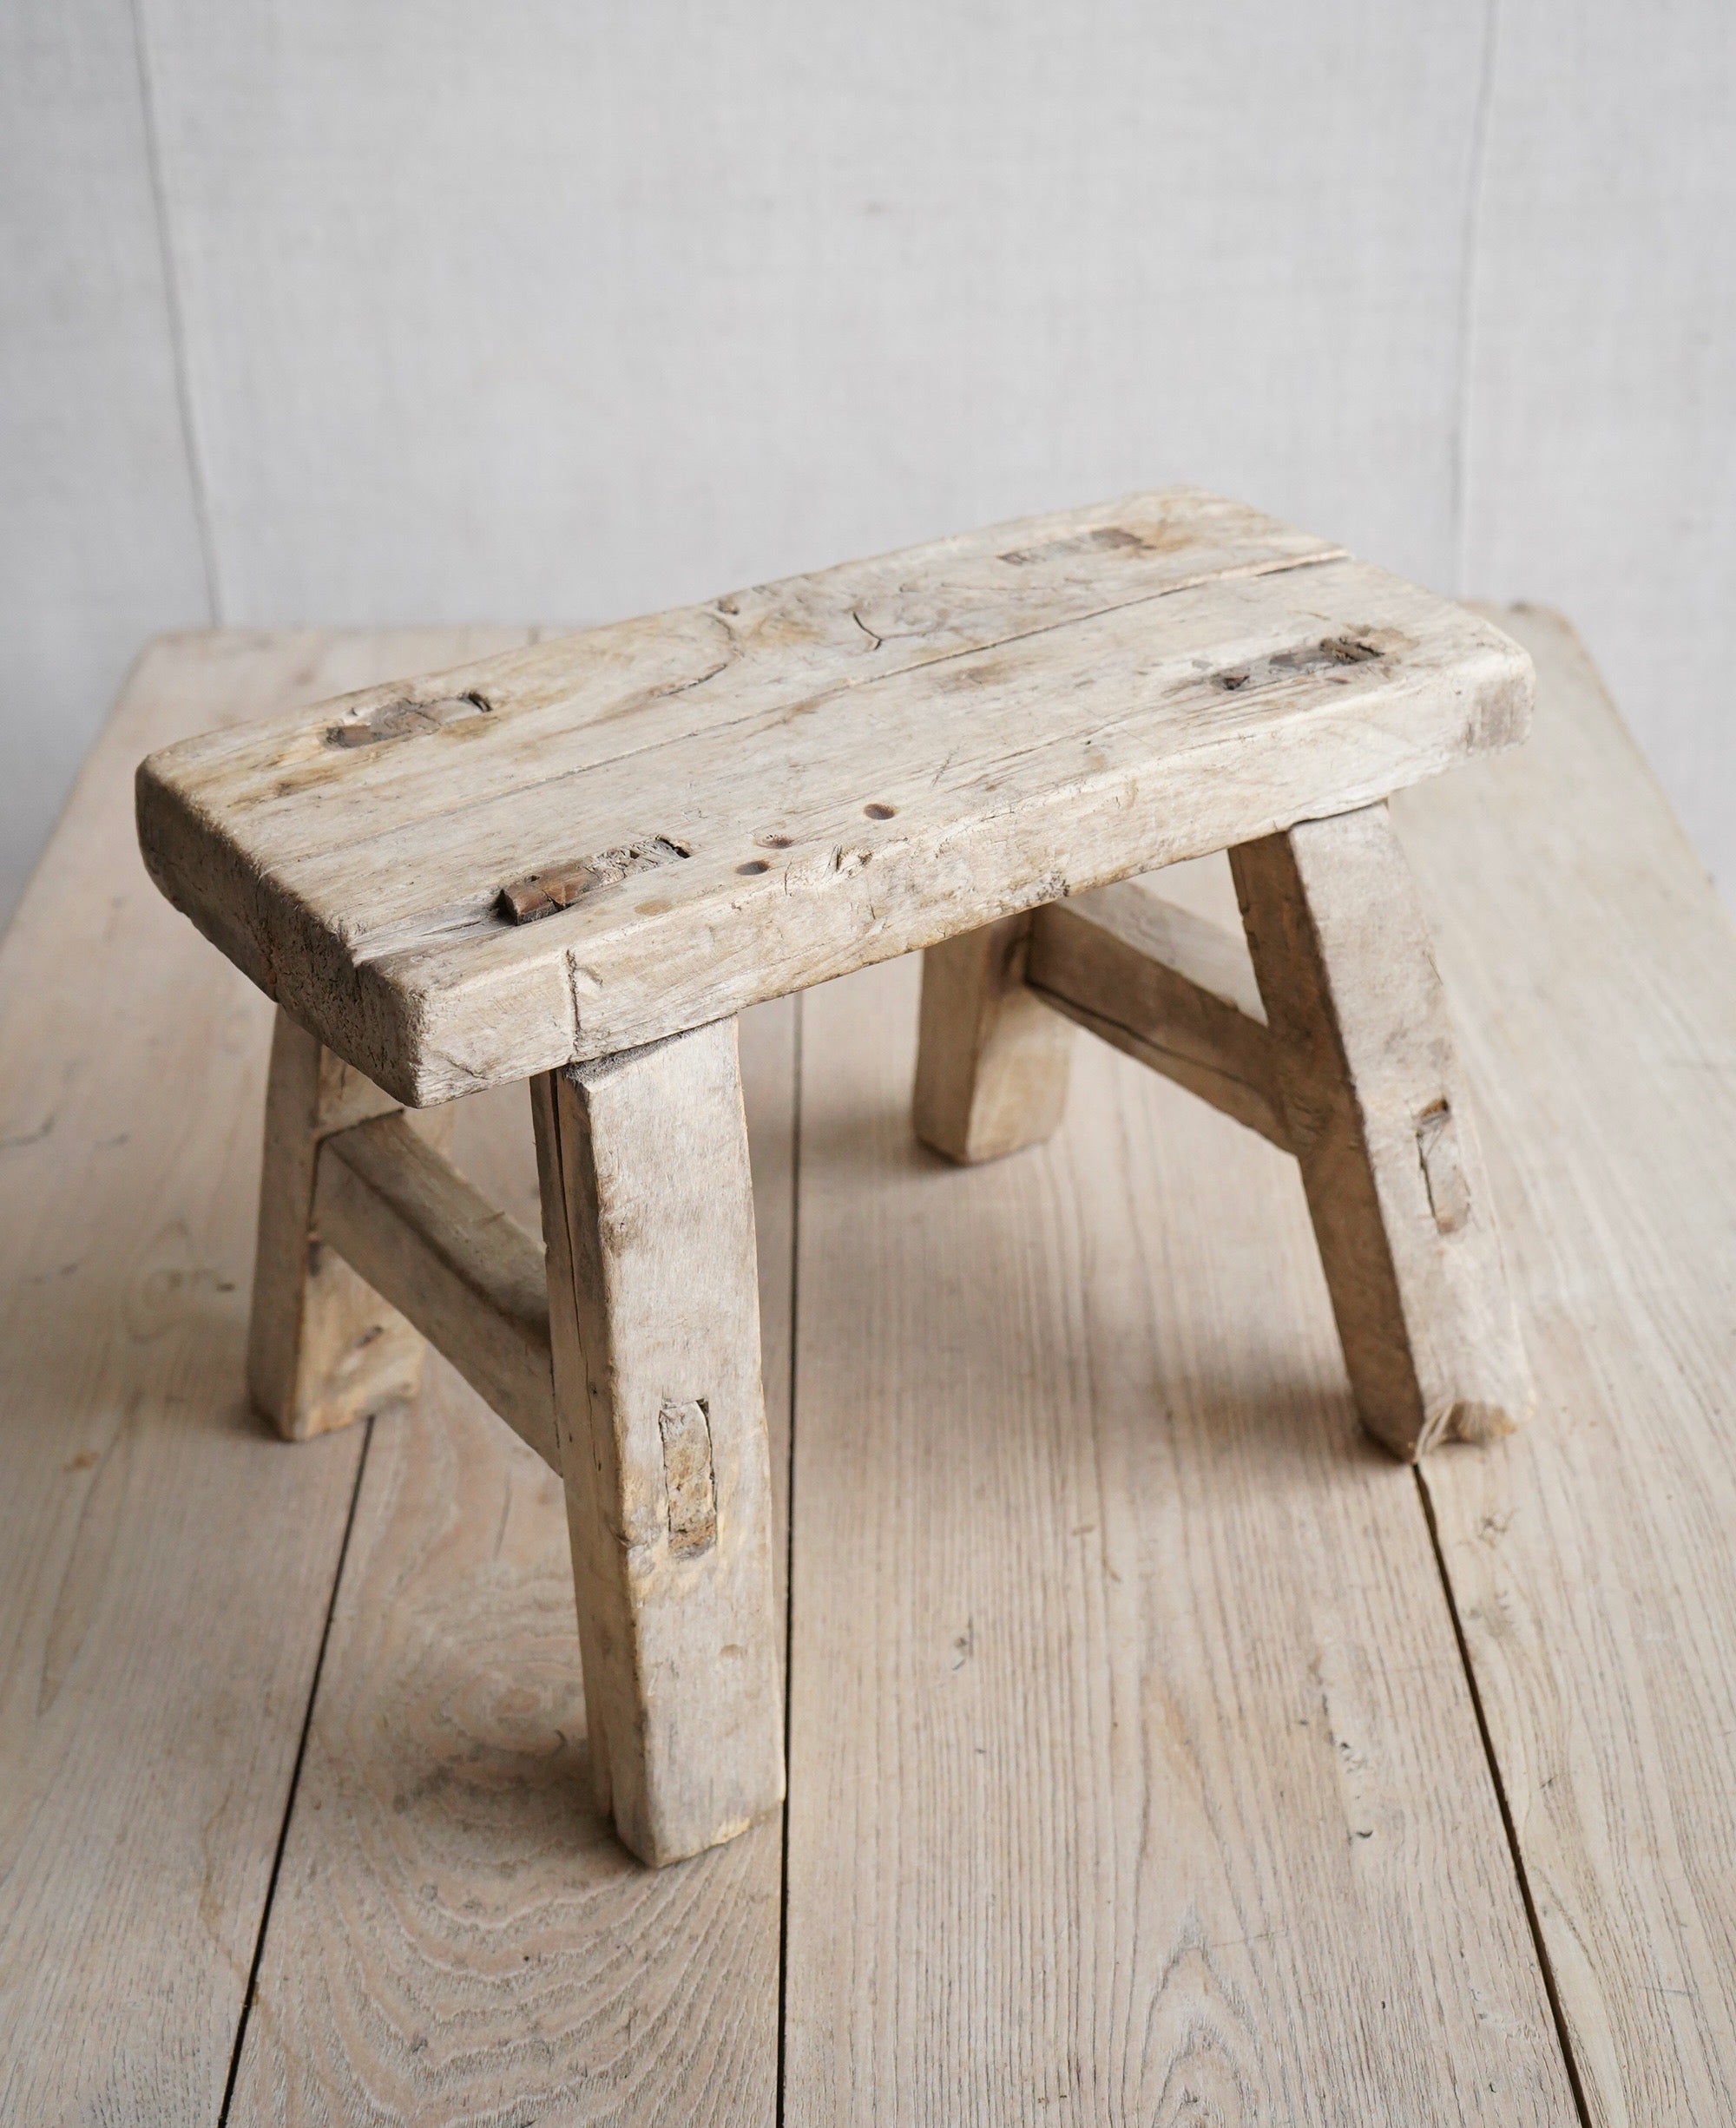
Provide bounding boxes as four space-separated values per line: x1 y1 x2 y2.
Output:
5 614 1734 2124
1397 608 1736 2128
781 952 1575 2125
224 1002 796 2126
0 629 528 2125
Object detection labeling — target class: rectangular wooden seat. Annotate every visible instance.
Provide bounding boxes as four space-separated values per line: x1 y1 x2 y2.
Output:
133 489 1537 1871
136 489 1530 1107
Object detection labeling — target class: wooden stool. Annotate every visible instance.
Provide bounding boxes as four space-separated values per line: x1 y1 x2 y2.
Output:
135 489 1534 1868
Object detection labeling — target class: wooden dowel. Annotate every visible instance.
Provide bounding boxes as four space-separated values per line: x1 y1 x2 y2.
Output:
313 1113 558 1471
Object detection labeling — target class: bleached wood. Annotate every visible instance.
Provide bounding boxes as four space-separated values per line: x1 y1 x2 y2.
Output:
227 999 798 2125
783 953 1575 2124
313 1111 557 1470
1401 606 1736 2128
912 915 1073 1163
0 627 529 2125
536 1019 783 1866
135 490 1534 1103
1027 882 1290 1148
527 1066 619 1840
26 614 1736 2124
247 1006 424 1439
1230 804 1533 1459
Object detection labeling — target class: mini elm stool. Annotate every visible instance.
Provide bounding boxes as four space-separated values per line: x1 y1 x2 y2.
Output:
135 489 1535 1868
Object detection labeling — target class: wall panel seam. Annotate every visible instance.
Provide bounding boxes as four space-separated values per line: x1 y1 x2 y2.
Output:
128 0 224 625
1453 0 1503 595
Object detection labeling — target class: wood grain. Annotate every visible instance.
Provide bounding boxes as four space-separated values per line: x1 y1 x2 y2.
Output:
249 1007 427 1441
135 493 1534 1102
314 1110 556 1470
1398 607 1736 2127
912 914 1074 1164
1028 882 1288 1149
1231 804 1533 1458
781 952 1576 2125
0 627 528 2126
13 612 1736 2125
225 994 797 2124
538 1021 784 1866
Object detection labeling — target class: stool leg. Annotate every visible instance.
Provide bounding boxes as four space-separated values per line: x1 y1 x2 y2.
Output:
531 1018 783 1867
1230 803 1533 1460
913 912 1074 1162
247 1007 430 1439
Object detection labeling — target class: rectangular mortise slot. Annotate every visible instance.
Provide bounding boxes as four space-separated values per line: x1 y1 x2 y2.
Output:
658 1397 718 1557
1416 1100 1472 1234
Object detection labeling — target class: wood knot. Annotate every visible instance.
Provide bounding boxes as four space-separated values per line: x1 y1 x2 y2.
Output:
325 692 491 748
1212 635 1384 695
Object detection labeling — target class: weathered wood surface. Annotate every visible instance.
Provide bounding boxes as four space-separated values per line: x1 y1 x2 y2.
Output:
912 914 1074 1163
782 950 1575 2125
1232 803 1534 1459
249 1007 428 1441
1402 606 1736 2128
8 615 1736 2125
1028 882 1288 1148
314 1109 557 1470
536 1021 785 1866
0 627 528 2127
136 491 1533 1103
226 999 798 2125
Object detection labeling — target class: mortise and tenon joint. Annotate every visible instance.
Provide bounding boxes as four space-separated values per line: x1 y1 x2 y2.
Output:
136 489 1535 1868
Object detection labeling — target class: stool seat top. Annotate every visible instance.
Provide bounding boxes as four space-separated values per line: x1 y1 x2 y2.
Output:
137 488 1531 1106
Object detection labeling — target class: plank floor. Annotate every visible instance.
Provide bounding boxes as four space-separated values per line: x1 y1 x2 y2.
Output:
1 612 1731 2125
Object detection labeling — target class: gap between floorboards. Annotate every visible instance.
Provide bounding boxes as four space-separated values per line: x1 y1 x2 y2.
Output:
1415 1462 1593 2127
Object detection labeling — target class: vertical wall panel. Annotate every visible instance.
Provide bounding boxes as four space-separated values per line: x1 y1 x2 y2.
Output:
8 2 1732 908
1463 0 1736 898
136 0 1485 627
0 0 212 927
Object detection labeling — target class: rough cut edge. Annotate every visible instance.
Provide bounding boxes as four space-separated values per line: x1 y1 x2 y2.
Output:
135 588 1536 1107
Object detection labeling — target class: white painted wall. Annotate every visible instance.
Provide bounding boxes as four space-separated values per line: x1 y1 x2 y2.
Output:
4 1 1732 925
